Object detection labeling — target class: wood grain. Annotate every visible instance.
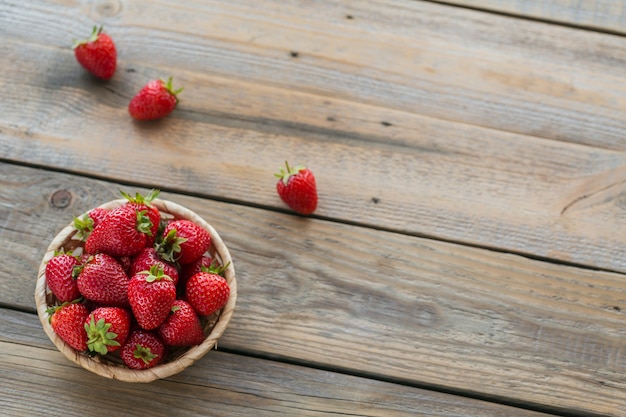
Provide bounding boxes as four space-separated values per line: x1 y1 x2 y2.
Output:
2 0 626 150
438 0 626 34
2 0 626 273
2 163 626 416
1 309 557 417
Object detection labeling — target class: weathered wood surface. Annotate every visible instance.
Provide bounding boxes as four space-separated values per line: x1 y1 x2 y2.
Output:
3 163 626 416
439 0 626 34
2 0 625 151
2 309 557 417
2 0 626 416
2 0 626 273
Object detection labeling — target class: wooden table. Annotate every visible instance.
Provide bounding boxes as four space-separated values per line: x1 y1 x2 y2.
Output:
1 0 625 415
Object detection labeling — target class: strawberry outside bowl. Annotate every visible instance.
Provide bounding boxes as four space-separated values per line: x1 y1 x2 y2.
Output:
35 198 237 383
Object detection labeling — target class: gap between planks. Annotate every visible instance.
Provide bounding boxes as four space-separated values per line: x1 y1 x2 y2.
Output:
417 0 626 37
0 157 621 278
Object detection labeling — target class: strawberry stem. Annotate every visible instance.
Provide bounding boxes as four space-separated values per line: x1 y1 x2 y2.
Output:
161 77 184 102
72 25 103 49
274 160 305 185
134 344 158 365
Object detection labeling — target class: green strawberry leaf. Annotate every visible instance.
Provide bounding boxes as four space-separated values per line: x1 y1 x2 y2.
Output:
155 229 187 263
72 213 96 241
274 160 305 185
201 260 231 277
72 25 103 49
135 209 154 236
161 77 184 102
139 264 172 282
134 344 158 365
85 316 121 355
121 189 160 206
71 264 84 280
46 299 84 322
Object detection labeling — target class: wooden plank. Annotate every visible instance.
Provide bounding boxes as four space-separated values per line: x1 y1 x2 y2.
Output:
1 0 625 151
0 309 554 417
437 0 626 35
0 43 626 271
2 163 626 416
2 1 626 272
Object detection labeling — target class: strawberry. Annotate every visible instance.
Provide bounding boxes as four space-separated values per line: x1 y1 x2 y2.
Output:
128 77 183 121
73 208 110 241
186 262 230 316
120 189 161 247
158 219 211 265
84 306 131 355
85 203 153 257
130 247 179 286
157 300 205 347
117 256 132 274
121 330 165 370
82 298 104 312
48 302 90 351
89 207 111 226
128 265 177 330
73 26 117 80
45 251 82 302
275 161 318 215
179 254 213 291
77 253 130 306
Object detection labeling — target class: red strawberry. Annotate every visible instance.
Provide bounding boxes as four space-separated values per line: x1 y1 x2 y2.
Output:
157 300 205 346
128 265 177 330
85 203 153 257
117 256 132 274
275 161 318 215
120 189 161 247
128 77 183 120
130 247 179 286
48 302 90 351
45 251 81 302
158 219 211 265
186 263 230 316
121 330 165 370
82 298 104 312
77 253 130 306
73 208 110 241
84 307 131 354
73 26 117 80
180 254 213 291
89 207 111 226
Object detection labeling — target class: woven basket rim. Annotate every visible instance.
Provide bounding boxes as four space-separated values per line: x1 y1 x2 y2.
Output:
35 198 237 383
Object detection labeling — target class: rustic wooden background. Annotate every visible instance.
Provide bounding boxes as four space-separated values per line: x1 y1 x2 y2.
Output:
1 0 625 416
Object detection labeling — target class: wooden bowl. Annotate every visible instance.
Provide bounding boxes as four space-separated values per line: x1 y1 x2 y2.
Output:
35 198 237 383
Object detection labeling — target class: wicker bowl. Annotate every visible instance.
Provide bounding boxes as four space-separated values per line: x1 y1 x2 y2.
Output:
35 198 237 383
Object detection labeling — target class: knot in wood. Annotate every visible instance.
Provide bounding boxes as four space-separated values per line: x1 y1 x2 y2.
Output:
50 189 72 209
94 0 122 17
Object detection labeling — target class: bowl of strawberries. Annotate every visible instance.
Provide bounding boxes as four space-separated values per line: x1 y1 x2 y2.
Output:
35 190 237 382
